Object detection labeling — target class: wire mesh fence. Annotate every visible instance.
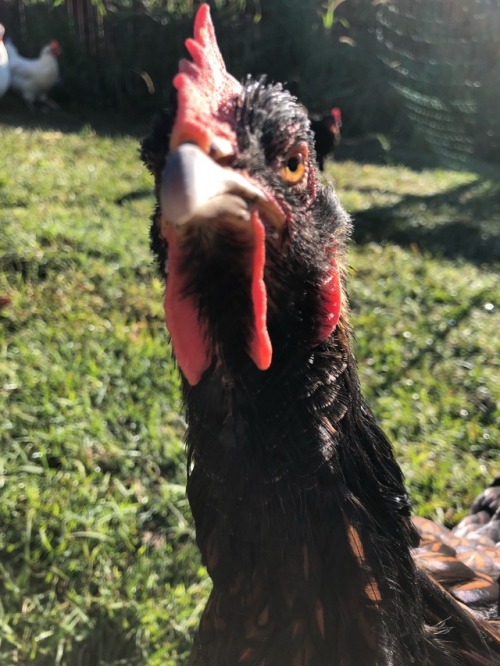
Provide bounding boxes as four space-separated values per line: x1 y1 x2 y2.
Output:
377 0 500 168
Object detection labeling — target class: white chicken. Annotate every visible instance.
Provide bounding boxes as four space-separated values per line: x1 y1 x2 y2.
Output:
6 38 61 107
0 25 10 98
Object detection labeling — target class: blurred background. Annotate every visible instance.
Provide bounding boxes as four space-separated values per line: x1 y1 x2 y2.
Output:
0 0 499 170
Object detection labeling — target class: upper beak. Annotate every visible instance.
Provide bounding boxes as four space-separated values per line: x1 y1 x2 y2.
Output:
160 143 285 232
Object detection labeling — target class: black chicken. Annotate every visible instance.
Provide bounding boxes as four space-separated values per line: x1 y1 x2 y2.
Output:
310 107 342 171
141 5 500 664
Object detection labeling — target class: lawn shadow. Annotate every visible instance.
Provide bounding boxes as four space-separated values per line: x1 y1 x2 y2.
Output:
0 95 154 138
351 179 500 266
336 134 500 179
2 99 499 267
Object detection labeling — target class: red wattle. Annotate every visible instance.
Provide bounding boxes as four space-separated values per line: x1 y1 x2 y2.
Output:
248 212 272 370
318 260 342 342
164 227 211 386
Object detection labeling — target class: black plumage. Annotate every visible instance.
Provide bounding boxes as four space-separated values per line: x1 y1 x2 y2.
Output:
310 109 342 171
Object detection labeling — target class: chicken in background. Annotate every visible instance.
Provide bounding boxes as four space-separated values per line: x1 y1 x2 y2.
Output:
6 38 61 108
310 107 342 171
0 24 10 98
284 80 342 172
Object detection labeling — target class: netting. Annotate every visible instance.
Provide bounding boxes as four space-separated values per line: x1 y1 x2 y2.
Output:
1 0 499 169
377 0 500 168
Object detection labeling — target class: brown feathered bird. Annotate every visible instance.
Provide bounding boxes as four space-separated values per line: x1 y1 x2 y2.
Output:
141 6 500 664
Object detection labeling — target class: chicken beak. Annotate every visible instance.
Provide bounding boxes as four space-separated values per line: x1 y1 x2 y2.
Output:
159 142 278 384
160 143 284 233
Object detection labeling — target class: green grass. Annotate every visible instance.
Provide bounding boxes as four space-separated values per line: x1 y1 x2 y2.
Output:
0 114 498 664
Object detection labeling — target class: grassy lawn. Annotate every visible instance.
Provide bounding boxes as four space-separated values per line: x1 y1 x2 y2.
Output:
0 111 498 665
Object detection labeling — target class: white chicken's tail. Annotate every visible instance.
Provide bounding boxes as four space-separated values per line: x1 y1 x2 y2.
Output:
5 38 20 62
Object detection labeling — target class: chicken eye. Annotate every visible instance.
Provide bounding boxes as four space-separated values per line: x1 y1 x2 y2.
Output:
280 144 308 185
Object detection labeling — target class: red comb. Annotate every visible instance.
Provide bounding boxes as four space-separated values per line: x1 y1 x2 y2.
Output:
50 40 61 56
171 4 241 153
331 107 342 125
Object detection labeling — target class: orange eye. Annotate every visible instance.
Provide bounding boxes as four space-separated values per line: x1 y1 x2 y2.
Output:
280 144 308 184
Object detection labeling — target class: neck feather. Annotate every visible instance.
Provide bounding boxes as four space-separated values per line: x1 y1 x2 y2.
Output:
182 322 427 664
